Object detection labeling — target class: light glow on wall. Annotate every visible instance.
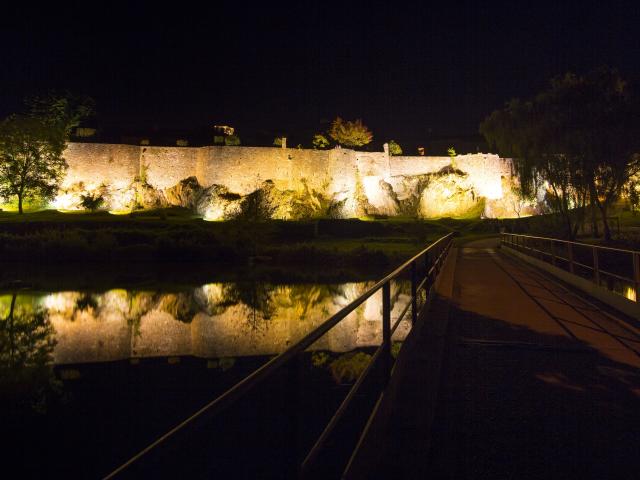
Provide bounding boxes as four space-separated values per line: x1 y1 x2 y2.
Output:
51 193 82 211
624 286 637 302
481 181 503 200
203 205 225 221
362 176 382 204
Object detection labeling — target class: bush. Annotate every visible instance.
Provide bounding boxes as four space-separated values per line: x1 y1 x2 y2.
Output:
224 135 241 146
79 193 105 212
388 140 402 156
329 352 372 383
312 134 330 149
234 189 275 222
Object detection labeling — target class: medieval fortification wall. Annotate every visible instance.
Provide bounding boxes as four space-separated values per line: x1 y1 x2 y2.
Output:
59 142 522 218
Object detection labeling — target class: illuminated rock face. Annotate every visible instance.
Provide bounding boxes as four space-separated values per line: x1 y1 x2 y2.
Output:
55 143 527 218
418 168 479 218
0 283 412 365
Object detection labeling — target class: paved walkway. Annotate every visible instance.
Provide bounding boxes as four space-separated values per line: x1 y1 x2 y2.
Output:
361 237 640 479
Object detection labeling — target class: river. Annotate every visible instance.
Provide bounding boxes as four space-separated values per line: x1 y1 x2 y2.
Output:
0 268 412 478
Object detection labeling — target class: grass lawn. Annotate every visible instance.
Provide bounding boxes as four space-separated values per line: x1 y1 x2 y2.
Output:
0 206 201 224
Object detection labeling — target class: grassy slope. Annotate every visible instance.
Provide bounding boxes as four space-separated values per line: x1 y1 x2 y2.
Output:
0 208 503 266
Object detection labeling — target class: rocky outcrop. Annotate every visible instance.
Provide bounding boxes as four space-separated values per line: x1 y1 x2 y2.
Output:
164 176 202 209
132 181 167 209
52 180 166 212
361 178 399 216
196 184 243 220
419 167 480 218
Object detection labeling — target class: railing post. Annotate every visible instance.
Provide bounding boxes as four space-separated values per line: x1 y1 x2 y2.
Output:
411 261 418 324
382 281 391 386
593 247 600 286
633 253 640 303
568 242 575 274
550 240 556 266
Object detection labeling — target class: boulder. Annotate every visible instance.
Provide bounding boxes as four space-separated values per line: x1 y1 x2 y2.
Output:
196 184 243 220
164 176 203 208
132 181 167 209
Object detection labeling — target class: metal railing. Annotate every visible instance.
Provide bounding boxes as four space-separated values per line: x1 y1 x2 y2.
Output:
501 233 640 302
104 232 454 479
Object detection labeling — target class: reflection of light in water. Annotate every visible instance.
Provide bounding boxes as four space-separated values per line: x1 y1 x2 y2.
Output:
41 292 80 312
624 286 637 302
15 281 412 364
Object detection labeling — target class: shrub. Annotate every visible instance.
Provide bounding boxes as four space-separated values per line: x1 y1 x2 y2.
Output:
329 352 372 383
388 140 403 156
224 135 241 146
234 189 275 222
79 193 105 211
312 134 330 149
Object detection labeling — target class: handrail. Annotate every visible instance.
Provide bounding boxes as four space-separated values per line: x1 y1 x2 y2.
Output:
104 232 454 479
503 233 639 255
501 233 640 302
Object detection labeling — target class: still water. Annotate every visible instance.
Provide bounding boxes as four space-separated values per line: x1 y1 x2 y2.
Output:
1 273 411 478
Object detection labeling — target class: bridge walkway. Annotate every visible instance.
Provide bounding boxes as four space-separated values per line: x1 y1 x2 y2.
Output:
358 237 640 479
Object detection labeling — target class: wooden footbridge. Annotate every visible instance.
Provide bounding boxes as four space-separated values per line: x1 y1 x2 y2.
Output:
103 234 640 479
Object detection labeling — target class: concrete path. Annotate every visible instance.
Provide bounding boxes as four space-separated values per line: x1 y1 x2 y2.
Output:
364 237 640 479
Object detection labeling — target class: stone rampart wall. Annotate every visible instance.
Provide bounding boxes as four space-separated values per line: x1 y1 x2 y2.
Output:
389 156 451 176
59 142 522 218
143 146 200 189
62 143 140 190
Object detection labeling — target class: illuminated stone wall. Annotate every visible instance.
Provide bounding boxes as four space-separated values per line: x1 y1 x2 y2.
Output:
59 142 523 218
143 146 200 189
61 143 140 190
389 154 512 199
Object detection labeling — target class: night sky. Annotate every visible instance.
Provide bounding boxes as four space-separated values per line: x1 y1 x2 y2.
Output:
1 1 639 150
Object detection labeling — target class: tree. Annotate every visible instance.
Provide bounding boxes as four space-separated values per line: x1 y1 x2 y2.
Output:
558 69 640 240
328 117 373 148
447 146 457 169
1 291 59 415
480 68 640 240
0 115 68 213
25 92 94 137
388 140 402 155
0 93 94 214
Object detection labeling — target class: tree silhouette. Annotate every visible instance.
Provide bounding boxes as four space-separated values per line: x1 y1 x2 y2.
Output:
0 292 59 416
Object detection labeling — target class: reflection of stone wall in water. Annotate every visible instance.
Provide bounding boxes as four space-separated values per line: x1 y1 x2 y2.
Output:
53 142 528 218
11 283 412 365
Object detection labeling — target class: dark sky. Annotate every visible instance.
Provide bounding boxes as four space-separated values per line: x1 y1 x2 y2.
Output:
1 1 639 148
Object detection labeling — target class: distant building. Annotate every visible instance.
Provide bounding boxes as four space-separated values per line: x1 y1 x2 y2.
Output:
74 127 97 138
213 125 235 136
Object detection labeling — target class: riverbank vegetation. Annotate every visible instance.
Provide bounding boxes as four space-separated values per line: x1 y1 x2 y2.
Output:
0 207 499 266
